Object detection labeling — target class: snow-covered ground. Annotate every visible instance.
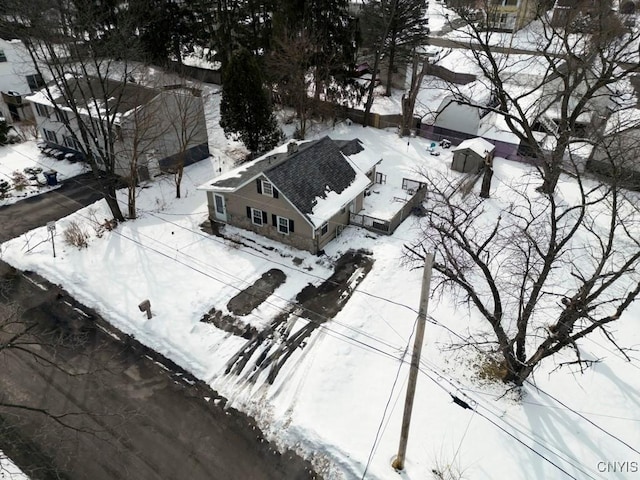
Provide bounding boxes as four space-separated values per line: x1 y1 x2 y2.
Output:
1 107 639 480
0 452 29 479
0 141 89 206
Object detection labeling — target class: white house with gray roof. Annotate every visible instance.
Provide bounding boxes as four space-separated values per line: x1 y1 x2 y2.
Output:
199 136 381 253
27 76 210 180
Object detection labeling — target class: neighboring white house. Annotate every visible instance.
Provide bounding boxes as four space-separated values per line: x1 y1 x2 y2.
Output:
0 37 43 122
27 77 210 179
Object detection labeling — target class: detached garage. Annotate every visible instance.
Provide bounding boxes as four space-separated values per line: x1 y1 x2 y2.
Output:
451 137 495 173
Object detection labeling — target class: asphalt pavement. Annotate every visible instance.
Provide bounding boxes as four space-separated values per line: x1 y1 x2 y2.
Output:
0 172 105 243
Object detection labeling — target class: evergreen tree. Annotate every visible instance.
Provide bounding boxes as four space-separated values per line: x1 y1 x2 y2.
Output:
272 0 359 99
220 49 282 156
361 0 430 96
214 0 275 67
131 0 201 65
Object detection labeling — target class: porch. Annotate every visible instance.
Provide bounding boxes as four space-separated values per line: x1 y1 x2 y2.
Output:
349 177 426 235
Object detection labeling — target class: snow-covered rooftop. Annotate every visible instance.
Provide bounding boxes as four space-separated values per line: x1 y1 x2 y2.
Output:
453 137 495 156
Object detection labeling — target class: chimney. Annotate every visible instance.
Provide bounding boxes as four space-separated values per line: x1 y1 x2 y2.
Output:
287 141 298 154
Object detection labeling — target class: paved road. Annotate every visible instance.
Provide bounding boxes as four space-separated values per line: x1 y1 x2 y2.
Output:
0 176 320 479
0 172 104 243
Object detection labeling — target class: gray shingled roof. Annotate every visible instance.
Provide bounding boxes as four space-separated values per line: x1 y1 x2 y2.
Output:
53 77 160 114
334 138 364 156
265 136 358 214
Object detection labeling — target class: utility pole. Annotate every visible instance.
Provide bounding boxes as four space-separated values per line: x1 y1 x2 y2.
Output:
392 252 433 471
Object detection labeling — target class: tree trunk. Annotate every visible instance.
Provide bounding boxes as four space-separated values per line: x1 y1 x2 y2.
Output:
401 94 411 136
385 42 396 97
480 163 493 198
363 50 382 126
128 184 136 219
104 182 125 222
175 167 183 199
538 158 562 194
401 54 427 136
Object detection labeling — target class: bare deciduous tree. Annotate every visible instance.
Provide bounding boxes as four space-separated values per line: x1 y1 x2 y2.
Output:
159 84 209 198
406 145 640 385
444 0 640 194
400 50 428 136
268 31 316 139
1 0 150 221
115 86 167 219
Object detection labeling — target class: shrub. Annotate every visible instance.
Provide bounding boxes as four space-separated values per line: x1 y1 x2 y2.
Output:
62 221 89 249
0 179 10 199
0 119 9 145
11 170 30 191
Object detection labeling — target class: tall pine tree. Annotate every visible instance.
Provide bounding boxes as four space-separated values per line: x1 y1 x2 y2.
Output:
361 0 430 96
220 49 282 157
272 0 359 101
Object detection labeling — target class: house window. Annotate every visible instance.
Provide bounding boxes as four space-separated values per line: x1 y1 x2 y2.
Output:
321 223 329 236
63 135 82 151
55 109 68 123
43 129 58 144
278 216 290 234
26 74 45 90
256 178 278 198
272 215 294 235
247 207 266 226
35 103 50 118
0 50 6 62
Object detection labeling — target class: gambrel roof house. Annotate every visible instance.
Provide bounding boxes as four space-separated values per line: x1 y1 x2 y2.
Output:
200 136 381 254
27 77 210 179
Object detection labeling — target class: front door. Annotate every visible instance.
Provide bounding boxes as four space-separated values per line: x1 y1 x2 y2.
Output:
214 194 226 221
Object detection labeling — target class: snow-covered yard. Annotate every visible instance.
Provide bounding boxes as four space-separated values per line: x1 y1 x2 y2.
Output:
0 452 28 480
1 117 639 480
0 141 89 207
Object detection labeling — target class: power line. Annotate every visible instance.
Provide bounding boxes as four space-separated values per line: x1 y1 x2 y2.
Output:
360 318 415 480
0 154 419 356
129 226 405 354
524 378 640 456
3 183 411 366
415 363 601 480
1 142 424 318
473 408 580 480
425 312 640 460
420 315 640 466
9 180 592 479
3 148 633 478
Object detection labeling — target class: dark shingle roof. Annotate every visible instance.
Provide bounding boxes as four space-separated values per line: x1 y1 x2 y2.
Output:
265 136 357 214
334 138 364 156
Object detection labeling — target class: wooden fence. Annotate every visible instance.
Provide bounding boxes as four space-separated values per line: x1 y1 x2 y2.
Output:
349 184 427 235
425 64 476 85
